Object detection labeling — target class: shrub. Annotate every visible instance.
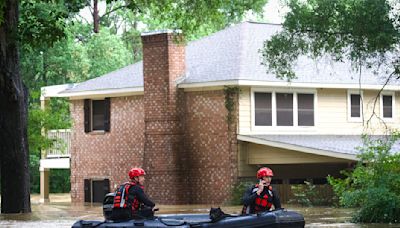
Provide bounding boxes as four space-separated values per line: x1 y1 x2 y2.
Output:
230 181 254 205
328 133 400 223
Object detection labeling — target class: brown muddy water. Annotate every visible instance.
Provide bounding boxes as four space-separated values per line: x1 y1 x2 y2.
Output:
0 194 399 228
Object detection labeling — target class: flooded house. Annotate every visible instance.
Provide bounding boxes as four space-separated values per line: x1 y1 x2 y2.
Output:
40 22 400 204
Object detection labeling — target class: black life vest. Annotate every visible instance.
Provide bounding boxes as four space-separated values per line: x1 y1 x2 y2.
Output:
113 182 142 213
242 184 274 214
254 184 274 212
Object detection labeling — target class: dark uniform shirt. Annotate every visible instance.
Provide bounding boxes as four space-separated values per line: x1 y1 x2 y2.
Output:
128 184 155 208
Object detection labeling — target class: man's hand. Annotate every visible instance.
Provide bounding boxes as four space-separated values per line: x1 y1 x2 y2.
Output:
152 207 159 212
257 180 265 195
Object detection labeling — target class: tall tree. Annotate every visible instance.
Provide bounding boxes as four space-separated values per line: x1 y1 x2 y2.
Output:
261 0 400 81
0 0 84 213
0 0 31 213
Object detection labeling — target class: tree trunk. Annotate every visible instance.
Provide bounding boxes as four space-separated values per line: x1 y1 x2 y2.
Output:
93 0 100 33
0 0 31 213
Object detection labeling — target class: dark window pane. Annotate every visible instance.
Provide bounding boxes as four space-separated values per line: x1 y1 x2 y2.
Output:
312 178 328 185
289 178 306 184
383 95 393 118
92 100 105 130
298 94 314 126
271 179 283 184
350 94 361 117
255 92 272 126
276 93 293 126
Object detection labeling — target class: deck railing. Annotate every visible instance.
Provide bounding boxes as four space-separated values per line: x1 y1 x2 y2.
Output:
46 129 71 158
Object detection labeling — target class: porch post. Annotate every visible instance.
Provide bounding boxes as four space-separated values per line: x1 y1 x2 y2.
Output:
40 97 50 203
40 167 50 203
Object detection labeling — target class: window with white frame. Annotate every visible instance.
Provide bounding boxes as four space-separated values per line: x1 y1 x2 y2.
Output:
253 91 315 127
276 93 293 126
347 91 362 121
298 93 314 126
381 93 394 120
254 92 272 126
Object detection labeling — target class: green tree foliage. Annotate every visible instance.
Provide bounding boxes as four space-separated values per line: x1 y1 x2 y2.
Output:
86 28 133 78
261 0 400 81
328 134 400 223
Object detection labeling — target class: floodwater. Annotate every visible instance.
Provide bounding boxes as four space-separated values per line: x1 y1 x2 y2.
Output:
0 194 399 228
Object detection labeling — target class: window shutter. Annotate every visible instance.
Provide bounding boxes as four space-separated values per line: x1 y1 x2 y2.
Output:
84 99 91 133
84 179 92 203
103 179 110 196
104 98 110 132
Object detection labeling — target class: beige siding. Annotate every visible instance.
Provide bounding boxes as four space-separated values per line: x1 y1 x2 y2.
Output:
238 141 258 177
248 143 351 164
317 89 399 134
238 87 251 134
238 87 399 135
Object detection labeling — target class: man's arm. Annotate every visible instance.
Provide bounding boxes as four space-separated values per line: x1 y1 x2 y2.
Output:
130 186 155 207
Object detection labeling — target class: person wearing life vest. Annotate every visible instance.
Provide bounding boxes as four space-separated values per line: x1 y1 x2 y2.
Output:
112 167 156 220
241 167 281 214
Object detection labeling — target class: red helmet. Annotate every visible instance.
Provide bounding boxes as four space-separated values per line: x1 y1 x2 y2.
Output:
257 167 274 179
128 168 146 179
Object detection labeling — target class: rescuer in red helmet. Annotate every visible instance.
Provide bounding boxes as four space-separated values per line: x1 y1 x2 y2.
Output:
112 168 156 220
241 167 281 214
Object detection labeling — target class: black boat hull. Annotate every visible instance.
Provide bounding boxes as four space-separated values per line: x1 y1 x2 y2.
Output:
71 209 305 228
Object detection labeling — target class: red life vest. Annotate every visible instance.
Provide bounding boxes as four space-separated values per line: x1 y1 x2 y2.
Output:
113 182 143 213
253 184 274 213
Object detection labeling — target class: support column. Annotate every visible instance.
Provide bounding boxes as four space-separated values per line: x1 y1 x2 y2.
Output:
40 167 50 203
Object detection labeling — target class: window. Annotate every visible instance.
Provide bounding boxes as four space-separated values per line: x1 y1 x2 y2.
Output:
347 91 362 121
253 90 315 127
92 100 106 130
350 94 361 117
381 93 395 120
84 98 110 133
255 92 272 126
298 94 314 126
276 93 293 126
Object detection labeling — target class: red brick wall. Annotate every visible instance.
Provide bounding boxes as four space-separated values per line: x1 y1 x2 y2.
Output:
183 90 238 204
142 33 186 204
70 96 145 203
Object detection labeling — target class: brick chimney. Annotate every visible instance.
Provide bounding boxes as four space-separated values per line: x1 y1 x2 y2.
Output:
141 31 186 204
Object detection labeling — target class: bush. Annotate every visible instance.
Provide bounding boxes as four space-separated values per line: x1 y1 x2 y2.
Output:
328 134 400 223
50 169 70 193
230 180 254 205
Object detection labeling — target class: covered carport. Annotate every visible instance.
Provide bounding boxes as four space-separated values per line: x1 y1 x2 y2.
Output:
237 135 361 202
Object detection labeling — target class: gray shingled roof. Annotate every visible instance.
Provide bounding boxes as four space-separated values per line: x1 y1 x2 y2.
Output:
183 22 398 85
63 21 399 93
64 62 143 93
238 135 400 157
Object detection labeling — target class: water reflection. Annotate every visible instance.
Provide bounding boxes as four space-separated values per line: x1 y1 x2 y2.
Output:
0 194 399 228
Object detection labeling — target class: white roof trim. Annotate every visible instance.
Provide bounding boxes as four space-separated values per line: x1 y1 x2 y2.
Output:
237 135 358 161
179 79 400 91
41 84 79 100
58 87 144 99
